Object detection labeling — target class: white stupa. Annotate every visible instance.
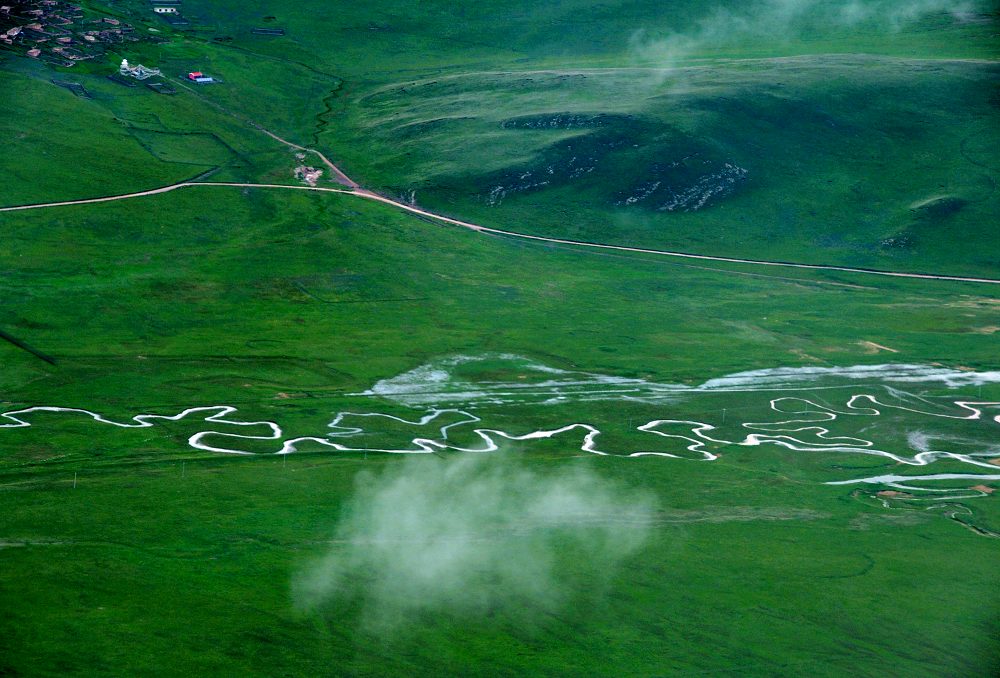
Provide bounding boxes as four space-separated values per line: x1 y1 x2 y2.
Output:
119 57 161 80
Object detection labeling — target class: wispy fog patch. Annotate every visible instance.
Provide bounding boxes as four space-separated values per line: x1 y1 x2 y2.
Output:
835 0 981 29
632 0 982 73
907 430 932 453
292 456 655 630
360 354 1000 408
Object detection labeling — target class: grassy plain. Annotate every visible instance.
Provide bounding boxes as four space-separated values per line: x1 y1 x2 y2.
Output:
2 189 999 675
333 59 1000 275
1 0 999 676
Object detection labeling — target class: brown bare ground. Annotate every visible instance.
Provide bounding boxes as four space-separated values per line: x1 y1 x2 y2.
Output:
970 484 995 494
790 347 823 362
947 297 1000 309
857 340 899 354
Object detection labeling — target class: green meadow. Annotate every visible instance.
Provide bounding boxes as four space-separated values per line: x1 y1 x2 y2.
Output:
1 0 998 675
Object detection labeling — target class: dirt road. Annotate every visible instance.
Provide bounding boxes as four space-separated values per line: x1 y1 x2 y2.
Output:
3 181 999 285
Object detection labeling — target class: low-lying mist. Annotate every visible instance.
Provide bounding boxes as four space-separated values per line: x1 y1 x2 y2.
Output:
292 454 656 630
631 0 985 70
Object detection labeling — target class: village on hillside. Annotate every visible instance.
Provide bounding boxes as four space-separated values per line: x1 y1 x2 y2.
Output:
0 0 146 67
0 1 225 96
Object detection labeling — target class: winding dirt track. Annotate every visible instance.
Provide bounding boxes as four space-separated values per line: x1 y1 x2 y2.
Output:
3 180 1000 285
252 128 359 188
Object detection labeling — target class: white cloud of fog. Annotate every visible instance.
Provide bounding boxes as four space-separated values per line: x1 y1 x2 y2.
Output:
632 0 983 68
292 455 656 629
835 0 980 28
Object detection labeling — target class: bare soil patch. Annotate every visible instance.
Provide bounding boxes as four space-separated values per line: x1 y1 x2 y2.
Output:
857 340 899 354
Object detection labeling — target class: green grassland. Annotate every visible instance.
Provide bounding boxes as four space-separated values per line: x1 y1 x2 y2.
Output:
2 189 999 675
330 58 1000 276
5 0 996 271
1 453 996 676
2 0 999 675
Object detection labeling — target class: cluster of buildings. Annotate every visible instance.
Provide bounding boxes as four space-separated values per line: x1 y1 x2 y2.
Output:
149 0 188 27
3 0 218 95
186 70 213 83
0 0 140 67
113 61 214 91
